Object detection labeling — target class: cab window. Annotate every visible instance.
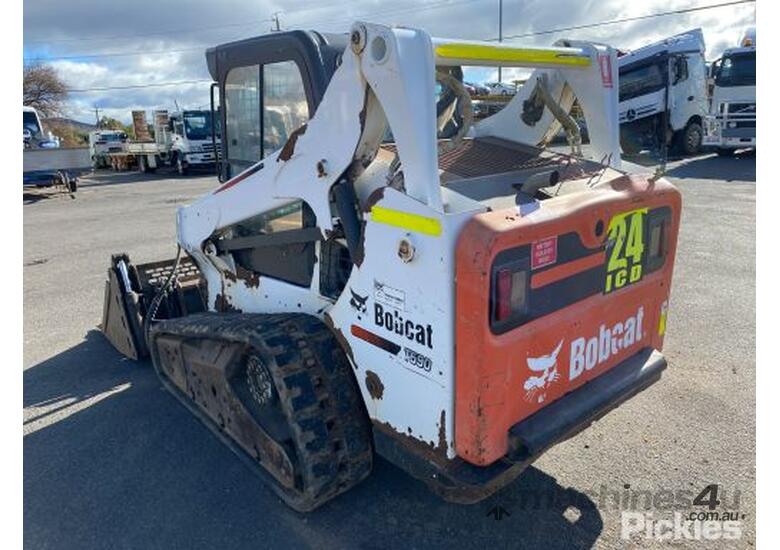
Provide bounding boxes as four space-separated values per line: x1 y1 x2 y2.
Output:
224 61 310 177
262 61 309 155
225 64 262 175
619 62 665 102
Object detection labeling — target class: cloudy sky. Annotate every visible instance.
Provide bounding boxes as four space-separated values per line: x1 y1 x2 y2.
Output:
23 0 755 124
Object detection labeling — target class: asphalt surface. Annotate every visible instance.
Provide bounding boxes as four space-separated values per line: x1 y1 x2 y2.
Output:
23 153 756 549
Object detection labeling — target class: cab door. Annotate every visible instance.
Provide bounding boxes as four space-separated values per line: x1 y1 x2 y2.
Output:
206 31 343 181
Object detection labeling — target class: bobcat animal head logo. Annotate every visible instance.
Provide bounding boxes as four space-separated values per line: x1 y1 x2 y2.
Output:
349 288 368 313
523 340 564 404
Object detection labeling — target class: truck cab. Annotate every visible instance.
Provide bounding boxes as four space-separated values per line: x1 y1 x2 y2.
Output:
617 29 708 156
167 110 221 175
703 28 756 155
89 130 128 168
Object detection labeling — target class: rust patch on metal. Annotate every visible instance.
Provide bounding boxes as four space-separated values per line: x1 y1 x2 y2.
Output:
374 419 448 460
438 409 448 454
316 159 327 178
277 123 307 162
235 265 260 288
324 313 355 365
214 293 241 313
223 266 260 289
365 370 384 400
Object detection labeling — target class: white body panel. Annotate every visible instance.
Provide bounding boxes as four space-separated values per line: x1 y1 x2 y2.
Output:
23 147 91 173
175 23 621 458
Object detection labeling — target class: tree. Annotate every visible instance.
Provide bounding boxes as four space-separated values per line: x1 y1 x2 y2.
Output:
45 121 89 148
23 64 68 117
98 116 125 131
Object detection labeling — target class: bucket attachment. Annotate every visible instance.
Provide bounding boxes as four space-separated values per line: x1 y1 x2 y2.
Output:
101 253 207 360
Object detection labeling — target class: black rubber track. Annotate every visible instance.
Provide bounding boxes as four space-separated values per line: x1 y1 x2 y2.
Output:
149 312 373 512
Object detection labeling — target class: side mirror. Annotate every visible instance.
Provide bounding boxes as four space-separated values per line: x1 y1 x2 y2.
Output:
709 59 721 79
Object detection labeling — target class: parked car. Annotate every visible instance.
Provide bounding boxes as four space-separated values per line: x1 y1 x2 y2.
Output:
465 81 490 96
485 81 516 96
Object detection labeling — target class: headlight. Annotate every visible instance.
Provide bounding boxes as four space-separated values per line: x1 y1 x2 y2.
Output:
703 118 720 137
728 122 737 129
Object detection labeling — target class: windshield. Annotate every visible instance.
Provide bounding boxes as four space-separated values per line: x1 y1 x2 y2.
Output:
102 133 126 142
715 52 755 87
183 112 215 140
23 111 41 136
619 62 666 102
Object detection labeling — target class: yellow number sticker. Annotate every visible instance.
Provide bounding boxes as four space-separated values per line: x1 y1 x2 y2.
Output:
605 208 647 293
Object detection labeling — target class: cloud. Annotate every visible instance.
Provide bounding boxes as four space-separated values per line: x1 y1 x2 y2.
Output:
23 0 755 123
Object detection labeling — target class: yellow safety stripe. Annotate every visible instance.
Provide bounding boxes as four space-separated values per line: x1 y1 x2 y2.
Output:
658 305 668 336
370 206 442 237
434 43 591 68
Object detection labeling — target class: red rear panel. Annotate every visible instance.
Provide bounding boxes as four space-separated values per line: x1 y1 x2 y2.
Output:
455 175 681 466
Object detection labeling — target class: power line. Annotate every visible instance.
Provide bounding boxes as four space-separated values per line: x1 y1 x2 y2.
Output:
42 0 755 94
67 79 212 93
297 0 478 29
23 0 477 61
495 0 755 41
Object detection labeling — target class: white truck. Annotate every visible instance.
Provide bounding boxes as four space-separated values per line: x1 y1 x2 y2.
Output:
618 29 708 156
703 28 756 156
89 129 128 168
109 109 220 175
23 106 90 192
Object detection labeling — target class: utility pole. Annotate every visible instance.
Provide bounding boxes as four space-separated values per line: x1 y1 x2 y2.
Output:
94 105 101 128
498 0 503 82
271 12 282 32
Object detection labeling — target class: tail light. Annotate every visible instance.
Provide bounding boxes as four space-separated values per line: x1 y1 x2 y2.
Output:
492 260 529 326
645 207 672 274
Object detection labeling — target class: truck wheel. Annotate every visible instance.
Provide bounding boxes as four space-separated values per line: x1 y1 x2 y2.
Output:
150 313 373 512
716 147 735 157
68 178 78 193
177 156 188 176
620 135 642 155
676 121 703 156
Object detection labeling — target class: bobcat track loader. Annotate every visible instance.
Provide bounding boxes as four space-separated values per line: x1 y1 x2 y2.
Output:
101 22 681 511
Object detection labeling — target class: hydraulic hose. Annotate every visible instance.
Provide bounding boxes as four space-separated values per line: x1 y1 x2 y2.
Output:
142 245 183 345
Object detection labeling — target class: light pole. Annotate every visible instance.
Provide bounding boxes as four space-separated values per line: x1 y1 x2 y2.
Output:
498 0 503 82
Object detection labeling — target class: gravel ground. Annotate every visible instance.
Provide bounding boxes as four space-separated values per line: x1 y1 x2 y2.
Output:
23 152 756 549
